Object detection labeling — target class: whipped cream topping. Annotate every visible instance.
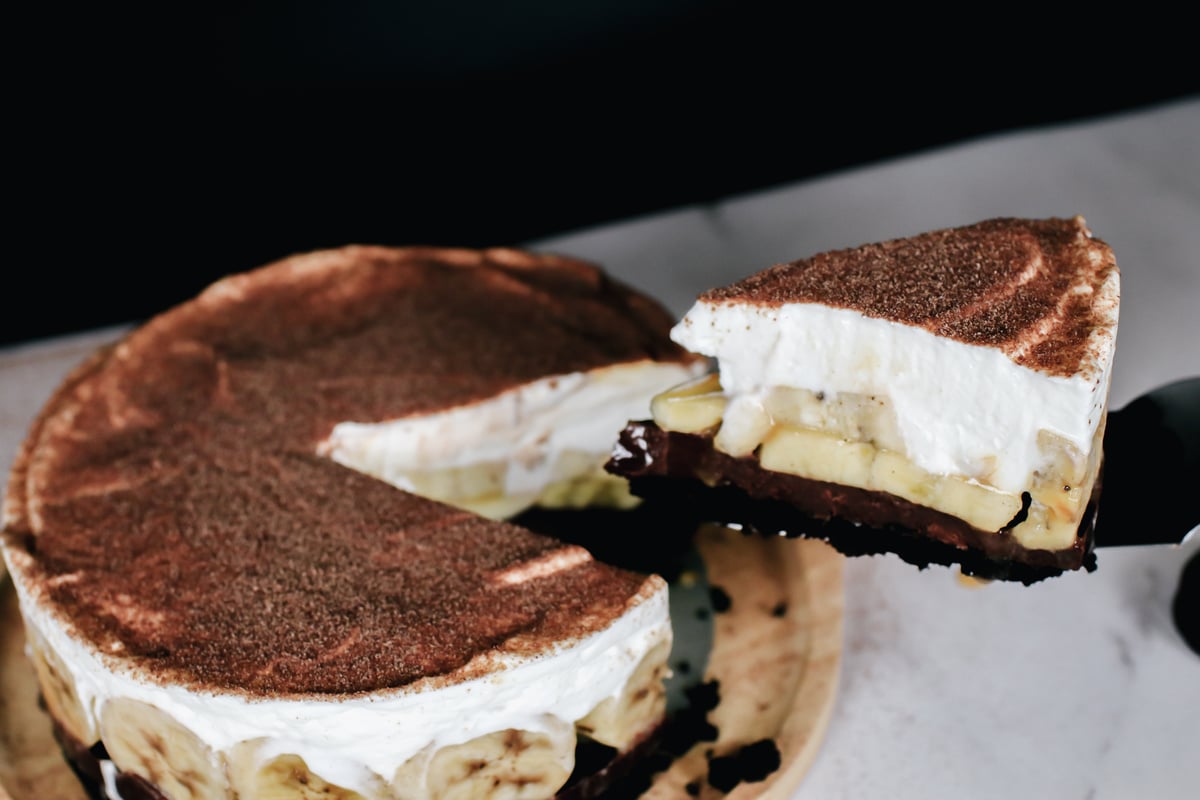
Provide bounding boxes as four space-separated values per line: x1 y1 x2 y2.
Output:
320 360 701 513
672 270 1119 493
7 555 669 797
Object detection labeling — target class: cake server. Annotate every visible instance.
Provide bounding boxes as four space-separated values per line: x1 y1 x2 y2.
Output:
1093 376 1199 548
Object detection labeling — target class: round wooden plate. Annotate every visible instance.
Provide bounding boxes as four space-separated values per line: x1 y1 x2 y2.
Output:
0 530 843 800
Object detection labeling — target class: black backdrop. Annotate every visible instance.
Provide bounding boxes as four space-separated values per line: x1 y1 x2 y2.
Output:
9 1 1196 345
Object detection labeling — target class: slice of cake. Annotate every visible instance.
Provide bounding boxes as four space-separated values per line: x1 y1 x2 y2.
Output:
1 246 698 799
608 217 1120 581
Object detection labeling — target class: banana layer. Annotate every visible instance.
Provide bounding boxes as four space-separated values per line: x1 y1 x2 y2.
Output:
652 374 1104 551
321 360 701 518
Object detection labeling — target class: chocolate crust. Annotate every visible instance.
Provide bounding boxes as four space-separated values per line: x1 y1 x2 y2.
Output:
608 422 1097 584
3 246 686 696
696 217 1118 378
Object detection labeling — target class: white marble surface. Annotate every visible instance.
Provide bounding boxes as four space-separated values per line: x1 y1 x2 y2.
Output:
3 98 1198 799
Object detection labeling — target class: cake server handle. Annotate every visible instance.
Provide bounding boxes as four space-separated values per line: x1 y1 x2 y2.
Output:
1093 376 1199 548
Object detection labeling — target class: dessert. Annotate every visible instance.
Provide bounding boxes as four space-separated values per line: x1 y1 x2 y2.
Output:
0 246 701 799
609 217 1120 580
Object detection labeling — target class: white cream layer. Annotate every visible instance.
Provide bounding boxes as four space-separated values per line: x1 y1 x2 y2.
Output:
671 282 1118 494
5 555 669 798
320 360 701 512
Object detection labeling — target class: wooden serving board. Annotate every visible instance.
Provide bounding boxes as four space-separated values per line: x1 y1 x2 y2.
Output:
0 531 843 800
643 529 843 799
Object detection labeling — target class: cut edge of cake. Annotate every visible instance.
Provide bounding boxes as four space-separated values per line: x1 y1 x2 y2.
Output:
609 217 1119 580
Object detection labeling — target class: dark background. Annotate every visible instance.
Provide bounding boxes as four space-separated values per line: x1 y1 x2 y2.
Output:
9 2 1196 345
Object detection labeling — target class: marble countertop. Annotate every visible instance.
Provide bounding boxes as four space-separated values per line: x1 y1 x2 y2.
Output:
3 98 1198 799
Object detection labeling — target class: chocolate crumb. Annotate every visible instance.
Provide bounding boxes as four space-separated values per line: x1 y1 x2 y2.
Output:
706 740 782 792
709 586 732 613
660 680 721 756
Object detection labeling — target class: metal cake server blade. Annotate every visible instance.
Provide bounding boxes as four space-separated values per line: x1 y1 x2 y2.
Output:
1093 377 1199 548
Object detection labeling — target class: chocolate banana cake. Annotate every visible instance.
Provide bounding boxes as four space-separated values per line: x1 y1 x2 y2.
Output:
1 246 702 799
608 217 1120 581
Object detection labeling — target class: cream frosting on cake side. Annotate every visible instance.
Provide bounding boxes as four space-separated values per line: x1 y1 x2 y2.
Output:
4 546 669 799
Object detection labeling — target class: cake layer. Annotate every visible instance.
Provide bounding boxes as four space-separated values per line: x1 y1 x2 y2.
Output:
0 246 692 798
609 217 1119 575
649 373 1105 552
671 218 1119 496
16 560 669 798
610 422 1096 581
321 359 700 519
694 217 1119 375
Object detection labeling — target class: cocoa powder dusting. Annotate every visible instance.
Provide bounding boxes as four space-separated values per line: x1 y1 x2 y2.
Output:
702 217 1118 376
4 246 686 696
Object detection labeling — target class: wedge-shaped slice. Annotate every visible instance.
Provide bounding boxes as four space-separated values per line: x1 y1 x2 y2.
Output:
610 217 1119 581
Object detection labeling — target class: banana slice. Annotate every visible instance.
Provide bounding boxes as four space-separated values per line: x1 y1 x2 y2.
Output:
27 629 97 746
713 394 773 457
759 427 875 488
228 738 406 800
227 739 395 800
651 373 726 434
535 470 640 511
98 697 228 800
390 745 434 800
576 638 670 751
405 463 508 508
394 722 575 800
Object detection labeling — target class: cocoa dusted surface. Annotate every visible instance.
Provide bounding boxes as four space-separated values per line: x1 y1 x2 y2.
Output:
696 217 1118 377
3 246 685 696
608 422 1097 583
